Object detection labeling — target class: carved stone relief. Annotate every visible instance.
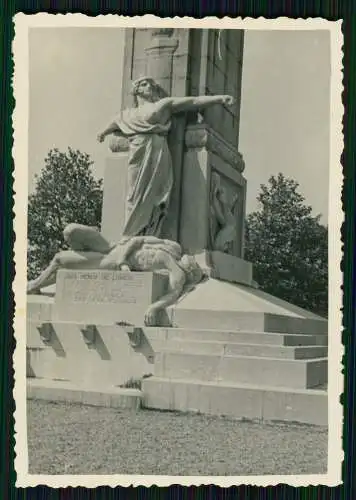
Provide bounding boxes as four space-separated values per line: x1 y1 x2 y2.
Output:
209 171 242 257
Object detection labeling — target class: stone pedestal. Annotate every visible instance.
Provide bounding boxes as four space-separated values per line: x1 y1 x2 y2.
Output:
179 123 251 285
196 250 253 286
53 269 169 325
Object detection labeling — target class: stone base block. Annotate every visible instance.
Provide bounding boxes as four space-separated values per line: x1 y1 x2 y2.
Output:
53 270 169 325
196 250 253 286
26 322 155 387
170 309 328 334
27 378 142 410
142 377 328 426
154 351 327 389
169 278 327 332
27 294 54 322
153 339 327 359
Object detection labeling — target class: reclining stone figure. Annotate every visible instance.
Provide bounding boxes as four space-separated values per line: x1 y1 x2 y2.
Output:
27 223 205 326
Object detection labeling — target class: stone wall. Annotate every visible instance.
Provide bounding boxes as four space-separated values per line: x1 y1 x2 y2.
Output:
188 29 244 148
178 29 247 259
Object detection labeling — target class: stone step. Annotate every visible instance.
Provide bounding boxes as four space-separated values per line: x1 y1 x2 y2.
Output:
142 377 328 426
26 320 328 390
159 327 328 346
152 339 327 359
170 310 327 335
154 351 327 389
27 378 142 409
27 293 327 335
26 321 329 349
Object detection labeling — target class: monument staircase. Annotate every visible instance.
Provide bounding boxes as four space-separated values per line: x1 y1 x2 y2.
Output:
26 270 328 427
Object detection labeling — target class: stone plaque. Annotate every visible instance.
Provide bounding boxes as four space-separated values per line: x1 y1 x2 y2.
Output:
53 270 168 325
61 271 155 305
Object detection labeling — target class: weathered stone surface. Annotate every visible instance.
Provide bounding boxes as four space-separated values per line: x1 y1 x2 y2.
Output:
162 327 328 346
151 338 327 359
27 322 155 387
26 294 54 322
185 124 245 172
153 351 327 389
27 379 142 410
168 278 327 332
179 123 248 262
53 270 169 325
142 377 328 426
196 250 253 286
192 30 244 148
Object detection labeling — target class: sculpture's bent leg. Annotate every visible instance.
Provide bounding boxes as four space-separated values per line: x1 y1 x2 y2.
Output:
63 223 112 253
27 250 105 294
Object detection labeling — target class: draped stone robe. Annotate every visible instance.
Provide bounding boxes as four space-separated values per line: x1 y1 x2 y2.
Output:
113 104 173 238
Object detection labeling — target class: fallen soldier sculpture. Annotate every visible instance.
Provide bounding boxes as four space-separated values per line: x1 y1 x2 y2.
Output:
27 223 205 326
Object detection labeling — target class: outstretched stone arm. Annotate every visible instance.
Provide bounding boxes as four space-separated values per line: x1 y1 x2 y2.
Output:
97 122 123 142
115 236 144 265
159 94 234 114
100 235 181 270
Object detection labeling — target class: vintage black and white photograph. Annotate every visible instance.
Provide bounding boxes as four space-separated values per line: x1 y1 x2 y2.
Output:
13 15 343 487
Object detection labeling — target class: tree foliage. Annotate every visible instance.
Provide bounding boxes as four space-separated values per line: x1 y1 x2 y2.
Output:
27 148 103 279
245 173 328 317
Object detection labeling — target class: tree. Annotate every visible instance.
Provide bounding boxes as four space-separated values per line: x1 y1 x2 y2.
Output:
27 148 103 279
244 173 328 317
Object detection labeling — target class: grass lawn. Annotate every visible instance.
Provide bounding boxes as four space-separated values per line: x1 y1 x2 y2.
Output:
27 400 328 476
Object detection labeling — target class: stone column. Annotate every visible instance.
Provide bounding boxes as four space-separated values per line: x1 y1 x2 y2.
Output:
177 29 253 286
144 28 178 95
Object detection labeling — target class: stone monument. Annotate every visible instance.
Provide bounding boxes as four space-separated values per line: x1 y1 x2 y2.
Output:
26 28 328 425
101 28 252 286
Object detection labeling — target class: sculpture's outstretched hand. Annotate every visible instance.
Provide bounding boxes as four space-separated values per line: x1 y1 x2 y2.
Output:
97 133 105 143
221 95 235 107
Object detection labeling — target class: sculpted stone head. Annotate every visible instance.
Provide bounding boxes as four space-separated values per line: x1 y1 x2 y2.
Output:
131 77 167 105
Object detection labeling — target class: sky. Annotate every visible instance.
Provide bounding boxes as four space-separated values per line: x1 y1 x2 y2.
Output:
28 27 331 221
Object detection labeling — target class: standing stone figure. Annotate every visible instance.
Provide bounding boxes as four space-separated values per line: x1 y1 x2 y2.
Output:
98 76 234 238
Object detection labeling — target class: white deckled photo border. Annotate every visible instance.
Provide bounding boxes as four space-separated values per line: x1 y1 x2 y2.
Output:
12 13 344 488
